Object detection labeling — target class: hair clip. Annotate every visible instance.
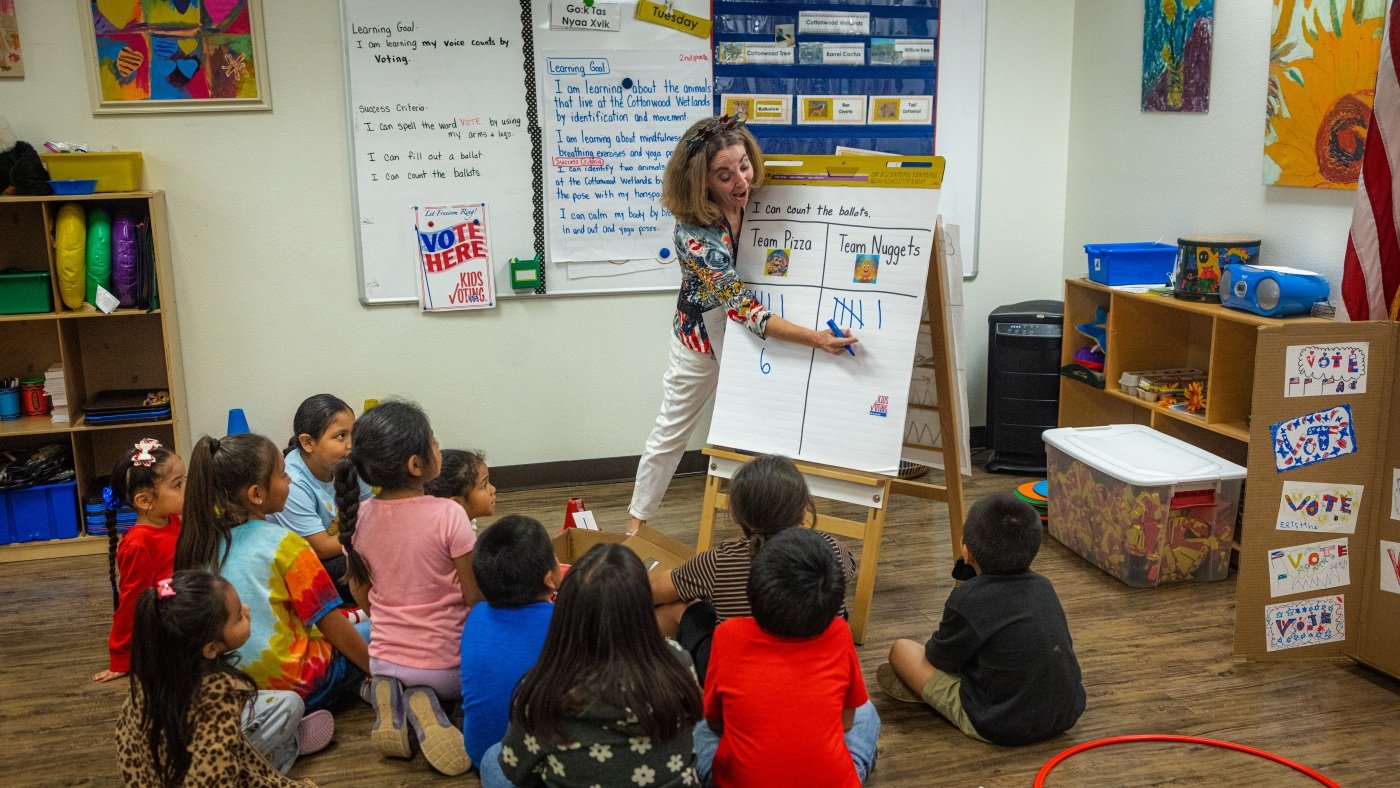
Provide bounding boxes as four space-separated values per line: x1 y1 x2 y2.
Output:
209 437 221 454
132 438 163 467
102 485 121 512
156 578 176 599
684 113 746 152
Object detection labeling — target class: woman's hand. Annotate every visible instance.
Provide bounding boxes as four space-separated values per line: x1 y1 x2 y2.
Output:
93 669 128 682
814 327 858 355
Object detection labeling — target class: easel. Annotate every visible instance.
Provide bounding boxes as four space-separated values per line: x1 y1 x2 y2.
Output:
698 221 967 644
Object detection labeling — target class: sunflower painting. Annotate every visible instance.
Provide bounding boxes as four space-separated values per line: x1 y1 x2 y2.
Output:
1142 0 1214 112
1265 0 1386 189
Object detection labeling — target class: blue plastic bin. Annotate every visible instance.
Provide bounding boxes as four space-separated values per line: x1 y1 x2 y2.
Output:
0 480 81 545
1084 242 1178 286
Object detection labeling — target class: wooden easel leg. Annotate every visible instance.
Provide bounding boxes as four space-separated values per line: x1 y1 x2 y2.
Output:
848 483 890 645
944 469 966 561
697 472 721 551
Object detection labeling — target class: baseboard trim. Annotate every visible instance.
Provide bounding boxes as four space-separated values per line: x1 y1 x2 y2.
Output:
492 449 708 491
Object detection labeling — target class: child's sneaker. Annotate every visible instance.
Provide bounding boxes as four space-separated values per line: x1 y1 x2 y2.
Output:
296 709 336 756
370 676 412 758
403 685 471 776
876 662 923 704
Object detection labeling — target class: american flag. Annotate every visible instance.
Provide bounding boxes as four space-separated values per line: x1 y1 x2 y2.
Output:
1343 0 1400 321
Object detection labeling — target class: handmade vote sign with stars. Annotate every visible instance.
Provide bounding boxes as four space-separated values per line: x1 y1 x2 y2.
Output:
1270 404 1357 472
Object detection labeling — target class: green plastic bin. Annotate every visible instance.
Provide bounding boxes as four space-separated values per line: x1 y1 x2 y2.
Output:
0 271 53 315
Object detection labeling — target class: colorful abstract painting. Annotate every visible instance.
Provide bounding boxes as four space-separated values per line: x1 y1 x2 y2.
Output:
1265 0 1386 189
85 0 267 111
1142 0 1214 112
0 0 22 78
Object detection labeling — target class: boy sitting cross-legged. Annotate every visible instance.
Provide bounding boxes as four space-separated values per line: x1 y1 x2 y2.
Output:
458 515 560 768
695 527 880 787
879 493 1085 745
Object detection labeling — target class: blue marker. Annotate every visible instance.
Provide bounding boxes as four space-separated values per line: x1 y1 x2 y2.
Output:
826 319 856 356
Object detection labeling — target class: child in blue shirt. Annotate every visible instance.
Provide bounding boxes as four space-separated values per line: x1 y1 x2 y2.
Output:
459 514 559 767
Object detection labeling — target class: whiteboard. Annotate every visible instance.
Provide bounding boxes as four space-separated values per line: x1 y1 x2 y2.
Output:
340 0 714 303
708 158 940 476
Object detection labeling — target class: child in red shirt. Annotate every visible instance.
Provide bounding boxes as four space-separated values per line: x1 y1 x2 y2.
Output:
695 528 880 787
93 439 186 682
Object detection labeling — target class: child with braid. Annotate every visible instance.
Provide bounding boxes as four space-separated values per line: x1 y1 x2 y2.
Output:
335 400 480 776
94 439 186 683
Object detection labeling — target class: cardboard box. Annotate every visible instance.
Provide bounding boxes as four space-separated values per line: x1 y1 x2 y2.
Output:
550 524 694 575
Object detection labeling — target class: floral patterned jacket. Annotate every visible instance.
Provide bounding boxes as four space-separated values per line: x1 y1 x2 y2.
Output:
672 219 771 355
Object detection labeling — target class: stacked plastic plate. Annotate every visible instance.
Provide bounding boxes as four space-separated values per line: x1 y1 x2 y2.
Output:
1014 480 1049 524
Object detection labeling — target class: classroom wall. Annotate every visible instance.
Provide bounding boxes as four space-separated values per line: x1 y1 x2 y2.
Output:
1062 1 1356 299
962 0 1076 428
0 1 1074 466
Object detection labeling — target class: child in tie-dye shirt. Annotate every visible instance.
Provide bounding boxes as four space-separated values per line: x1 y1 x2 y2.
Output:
175 434 371 712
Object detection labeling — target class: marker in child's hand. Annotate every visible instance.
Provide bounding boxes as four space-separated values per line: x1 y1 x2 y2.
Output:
826 319 856 356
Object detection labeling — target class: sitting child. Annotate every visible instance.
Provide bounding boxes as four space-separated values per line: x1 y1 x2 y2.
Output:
651 454 855 683
695 527 880 786
878 493 1085 745
458 515 558 767
425 449 496 531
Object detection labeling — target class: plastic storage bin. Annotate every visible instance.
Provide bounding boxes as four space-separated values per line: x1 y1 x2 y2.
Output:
0 480 81 545
0 271 53 314
1043 424 1245 587
40 152 143 193
1083 242 1178 286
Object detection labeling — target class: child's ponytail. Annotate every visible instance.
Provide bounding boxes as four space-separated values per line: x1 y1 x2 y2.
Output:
727 454 817 555
107 503 121 610
175 434 279 572
130 569 250 786
334 458 370 587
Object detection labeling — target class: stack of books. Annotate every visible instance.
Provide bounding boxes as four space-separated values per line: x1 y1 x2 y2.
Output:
45 363 68 424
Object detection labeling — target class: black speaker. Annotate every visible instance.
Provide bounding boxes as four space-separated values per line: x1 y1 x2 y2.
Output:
985 300 1063 475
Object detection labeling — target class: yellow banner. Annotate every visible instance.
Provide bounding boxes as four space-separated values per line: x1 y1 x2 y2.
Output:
634 0 712 38
761 155 946 189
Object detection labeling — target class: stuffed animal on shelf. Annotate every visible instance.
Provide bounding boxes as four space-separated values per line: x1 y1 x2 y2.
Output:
0 117 52 196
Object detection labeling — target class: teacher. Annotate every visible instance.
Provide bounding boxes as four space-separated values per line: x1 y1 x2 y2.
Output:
625 114 857 535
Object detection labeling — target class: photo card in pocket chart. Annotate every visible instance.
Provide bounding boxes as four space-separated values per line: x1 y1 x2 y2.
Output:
1264 594 1345 652
1267 537 1350 597
1284 343 1368 397
1275 481 1363 533
1269 405 1357 472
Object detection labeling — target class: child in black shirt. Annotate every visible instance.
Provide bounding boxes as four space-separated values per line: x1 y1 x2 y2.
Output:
878 493 1085 745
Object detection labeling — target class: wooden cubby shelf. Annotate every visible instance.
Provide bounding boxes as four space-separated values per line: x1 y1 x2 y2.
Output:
1059 278 1326 470
0 191 187 561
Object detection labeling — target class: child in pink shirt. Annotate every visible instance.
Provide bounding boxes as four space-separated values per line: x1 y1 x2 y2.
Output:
336 401 480 776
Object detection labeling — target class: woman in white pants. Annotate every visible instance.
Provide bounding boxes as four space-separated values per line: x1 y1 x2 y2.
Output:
626 115 856 535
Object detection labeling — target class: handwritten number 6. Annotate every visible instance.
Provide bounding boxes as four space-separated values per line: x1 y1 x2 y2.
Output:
759 347 772 375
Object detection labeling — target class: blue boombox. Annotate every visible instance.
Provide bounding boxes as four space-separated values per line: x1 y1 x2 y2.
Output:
1219 264 1330 318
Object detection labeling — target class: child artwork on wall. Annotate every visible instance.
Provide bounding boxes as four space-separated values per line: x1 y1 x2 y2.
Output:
1285 342 1369 397
1141 0 1213 112
0 0 22 78
1269 404 1358 471
1265 0 1385 189
1264 594 1345 651
1379 539 1400 595
83 0 269 112
1267 537 1351 596
1275 480 1364 533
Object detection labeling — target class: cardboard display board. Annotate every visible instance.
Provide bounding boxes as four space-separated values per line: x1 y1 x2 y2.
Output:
1233 320 1399 677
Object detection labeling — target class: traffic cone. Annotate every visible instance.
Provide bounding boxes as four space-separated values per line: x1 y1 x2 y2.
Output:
227 408 250 435
562 497 586 531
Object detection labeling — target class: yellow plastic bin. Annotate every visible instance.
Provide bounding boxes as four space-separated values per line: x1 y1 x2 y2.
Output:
40 152 144 193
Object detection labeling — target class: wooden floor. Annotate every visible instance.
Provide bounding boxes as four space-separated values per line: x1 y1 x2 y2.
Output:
3 460 1397 786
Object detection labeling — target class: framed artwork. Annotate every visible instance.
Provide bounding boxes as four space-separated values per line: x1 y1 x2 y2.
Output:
1141 0 1214 112
1265 0 1385 189
79 0 271 113
0 0 22 78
